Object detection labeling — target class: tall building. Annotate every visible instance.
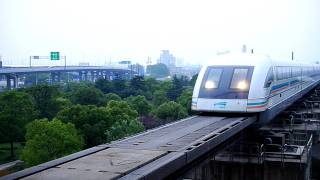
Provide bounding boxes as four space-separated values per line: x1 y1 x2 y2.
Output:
130 63 145 76
157 50 176 68
176 58 184 67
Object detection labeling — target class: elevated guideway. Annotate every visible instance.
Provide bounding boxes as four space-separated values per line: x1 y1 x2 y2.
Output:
2 116 256 180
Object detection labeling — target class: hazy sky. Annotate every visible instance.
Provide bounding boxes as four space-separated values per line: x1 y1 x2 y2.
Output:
0 0 319 66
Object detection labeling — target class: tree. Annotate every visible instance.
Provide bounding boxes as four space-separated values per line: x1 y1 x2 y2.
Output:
126 95 152 116
190 74 198 87
105 93 121 104
25 84 60 119
177 89 193 114
144 77 161 100
0 91 38 157
62 82 92 94
145 77 161 93
69 86 106 106
146 63 170 78
152 90 169 106
130 76 146 95
155 101 188 121
104 100 143 142
21 119 84 166
111 79 131 98
56 105 112 147
95 78 113 94
55 97 72 110
167 75 184 100
105 118 144 142
57 101 140 147
106 100 138 121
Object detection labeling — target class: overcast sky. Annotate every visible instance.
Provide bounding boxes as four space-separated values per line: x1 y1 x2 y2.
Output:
0 0 319 66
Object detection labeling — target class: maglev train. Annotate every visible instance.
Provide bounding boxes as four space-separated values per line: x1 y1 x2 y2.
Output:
192 53 320 124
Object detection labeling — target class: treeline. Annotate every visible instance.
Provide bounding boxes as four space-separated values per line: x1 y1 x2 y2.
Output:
0 75 197 166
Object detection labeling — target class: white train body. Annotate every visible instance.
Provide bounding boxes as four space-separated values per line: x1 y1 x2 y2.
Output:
192 53 320 123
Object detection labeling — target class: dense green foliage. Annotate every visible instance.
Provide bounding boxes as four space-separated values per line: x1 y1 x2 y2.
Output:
155 101 188 121
152 90 169 106
104 100 144 141
106 100 139 121
105 93 121 103
69 86 106 106
167 75 188 100
0 91 37 157
190 74 198 87
130 76 147 95
126 95 152 116
105 118 144 142
1 74 198 166
177 89 193 114
24 85 60 119
21 119 83 166
56 105 112 147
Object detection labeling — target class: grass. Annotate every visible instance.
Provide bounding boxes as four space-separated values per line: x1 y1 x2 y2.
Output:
0 143 23 165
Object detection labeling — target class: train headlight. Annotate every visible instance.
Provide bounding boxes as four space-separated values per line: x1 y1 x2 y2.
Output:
205 81 215 89
237 81 248 90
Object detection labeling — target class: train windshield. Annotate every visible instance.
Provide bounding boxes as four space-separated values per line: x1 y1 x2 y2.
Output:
203 68 223 89
199 66 253 99
230 68 249 90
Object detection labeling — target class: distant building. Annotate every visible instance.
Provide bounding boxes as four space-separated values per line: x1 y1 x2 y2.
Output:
157 50 176 69
176 58 184 67
79 62 90 66
170 65 201 79
118 60 132 65
130 63 144 76
118 60 144 76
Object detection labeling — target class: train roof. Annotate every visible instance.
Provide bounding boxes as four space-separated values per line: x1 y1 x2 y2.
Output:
205 53 314 67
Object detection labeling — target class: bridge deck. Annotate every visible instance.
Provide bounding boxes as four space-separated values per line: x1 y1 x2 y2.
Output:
3 116 256 180
0 66 130 74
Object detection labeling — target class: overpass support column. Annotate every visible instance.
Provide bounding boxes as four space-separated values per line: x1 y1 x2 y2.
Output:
13 74 18 88
84 71 88 81
90 71 95 82
102 71 108 80
51 72 55 84
57 72 61 82
79 71 83 81
108 72 114 81
99 71 103 79
51 72 60 83
6 74 11 89
97 71 101 79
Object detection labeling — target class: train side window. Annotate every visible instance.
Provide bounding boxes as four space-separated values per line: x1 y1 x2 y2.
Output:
276 67 283 80
284 67 289 79
203 68 223 89
264 68 274 88
230 68 249 89
292 67 296 77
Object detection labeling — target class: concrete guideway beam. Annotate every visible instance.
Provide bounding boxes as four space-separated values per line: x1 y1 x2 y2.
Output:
1 116 256 180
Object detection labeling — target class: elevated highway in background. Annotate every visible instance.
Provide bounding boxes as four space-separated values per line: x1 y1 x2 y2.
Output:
0 66 136 89
1 115 256 180
0 66 132 74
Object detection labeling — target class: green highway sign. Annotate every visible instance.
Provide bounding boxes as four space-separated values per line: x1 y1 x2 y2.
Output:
50 52 60 60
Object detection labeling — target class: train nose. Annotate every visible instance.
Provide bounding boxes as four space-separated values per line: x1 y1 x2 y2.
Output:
195 98 248 112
